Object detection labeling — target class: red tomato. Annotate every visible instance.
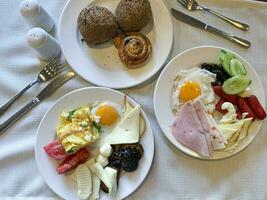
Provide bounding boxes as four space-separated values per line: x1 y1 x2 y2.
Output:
56 148 90 174
43 140 68 160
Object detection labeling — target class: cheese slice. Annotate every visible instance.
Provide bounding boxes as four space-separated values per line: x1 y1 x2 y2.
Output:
76 164 92 200
89 175 100 200
105 105 140 144
96 154 109 167
70 170 77 182
125 102 146 137
219 126 238 141
219 121 244 141
237 118 253 141
99 143 113 157
105 167 117 197
84 157 95 169
90 163 111 193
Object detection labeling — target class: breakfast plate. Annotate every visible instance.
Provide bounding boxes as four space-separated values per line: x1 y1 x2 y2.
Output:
59 0 173 89
154 46 265 160
35 87 154 200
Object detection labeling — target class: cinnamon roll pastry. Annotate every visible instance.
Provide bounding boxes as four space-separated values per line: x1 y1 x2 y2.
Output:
113 32 152 68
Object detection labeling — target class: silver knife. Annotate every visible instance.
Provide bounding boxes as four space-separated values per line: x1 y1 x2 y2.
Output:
171 8 251 48
0 71 75 134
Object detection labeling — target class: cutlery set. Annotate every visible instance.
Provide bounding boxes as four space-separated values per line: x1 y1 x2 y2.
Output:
172 0 250 48
0 57 75 134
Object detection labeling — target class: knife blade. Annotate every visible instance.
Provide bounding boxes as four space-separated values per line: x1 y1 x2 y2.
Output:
0 71 75 134
37 71 75 101
171 8 251 48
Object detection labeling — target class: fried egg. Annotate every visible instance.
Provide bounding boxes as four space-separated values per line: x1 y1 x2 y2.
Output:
172 68 216 113
91 101 124 127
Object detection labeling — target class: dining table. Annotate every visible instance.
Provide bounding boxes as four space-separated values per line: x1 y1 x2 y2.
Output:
1 0 267 199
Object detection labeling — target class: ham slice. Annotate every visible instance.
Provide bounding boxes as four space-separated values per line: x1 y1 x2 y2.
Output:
194 100 225 150
172 101 210 157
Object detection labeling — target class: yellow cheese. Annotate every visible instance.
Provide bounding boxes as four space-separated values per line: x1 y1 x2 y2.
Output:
126 102 146 137
76 164 92 200
237 118 253 141
90 163 111 192
219 121 244 141
105 167 117 197
105 105 140 144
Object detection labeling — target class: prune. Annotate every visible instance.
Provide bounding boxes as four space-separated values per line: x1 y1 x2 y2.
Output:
121 143 144 159
100 181 109 193
120 145 143 172
121 159 138 172
108 150 122 170
201 63 230 84
109 159 121 170
108 143 144 172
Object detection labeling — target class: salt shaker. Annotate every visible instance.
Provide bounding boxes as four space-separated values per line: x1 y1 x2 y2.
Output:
20 0 54 32
27 27 61 61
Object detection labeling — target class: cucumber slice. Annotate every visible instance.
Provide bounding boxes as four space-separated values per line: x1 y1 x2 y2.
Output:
219 50 227 63
219 50 234 76
229 59 247 76
222 75 251 95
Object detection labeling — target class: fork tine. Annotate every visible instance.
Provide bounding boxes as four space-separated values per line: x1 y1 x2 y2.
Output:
55 63 66 72
48 56 58 65
177 0 187 7
58 67 66 74
46 55 62 67
181 0 190 5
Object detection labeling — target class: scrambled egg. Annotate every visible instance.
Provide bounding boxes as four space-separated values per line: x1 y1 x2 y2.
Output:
56 106 100 153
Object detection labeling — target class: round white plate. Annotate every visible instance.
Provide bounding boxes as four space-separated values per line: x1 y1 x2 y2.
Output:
154 46 265 160
59 0 173 89
35 87 154 200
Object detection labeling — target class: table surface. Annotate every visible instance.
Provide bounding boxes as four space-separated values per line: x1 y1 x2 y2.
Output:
0 0 267 200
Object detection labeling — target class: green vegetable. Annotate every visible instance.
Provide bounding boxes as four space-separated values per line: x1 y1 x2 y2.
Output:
67 147 77 154
219 49 228 63
219 50 235 76
222 75 251 95
67 109 77 121
93 121 101 132
229 58 247 76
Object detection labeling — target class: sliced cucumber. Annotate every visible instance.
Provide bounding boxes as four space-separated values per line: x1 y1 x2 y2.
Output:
229 59 247 76
219 50 234 76
219 50 227 63
222 75 251 95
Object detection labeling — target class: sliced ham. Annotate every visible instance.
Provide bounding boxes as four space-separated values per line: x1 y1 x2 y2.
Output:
171 101 210 157
194 100 225 150
192 101 213 155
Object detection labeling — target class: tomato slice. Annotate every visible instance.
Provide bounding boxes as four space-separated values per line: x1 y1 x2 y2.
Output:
43 140 68 160
56 148 90 174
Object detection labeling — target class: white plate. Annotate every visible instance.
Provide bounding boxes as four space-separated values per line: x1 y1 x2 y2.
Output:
154 46 265 160
59 0 173 89
35 87 154 200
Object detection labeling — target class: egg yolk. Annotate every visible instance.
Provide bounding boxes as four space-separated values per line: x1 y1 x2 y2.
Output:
179 81 201 102
95 105 119 126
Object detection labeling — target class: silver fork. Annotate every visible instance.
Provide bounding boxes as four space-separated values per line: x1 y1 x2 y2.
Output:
177 0 249 31
0 56 65 116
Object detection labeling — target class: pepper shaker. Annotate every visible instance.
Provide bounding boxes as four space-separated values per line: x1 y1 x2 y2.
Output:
27 27 61 61
20 0 54 32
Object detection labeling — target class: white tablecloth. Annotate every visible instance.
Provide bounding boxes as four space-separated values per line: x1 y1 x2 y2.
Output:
1 0 267 199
